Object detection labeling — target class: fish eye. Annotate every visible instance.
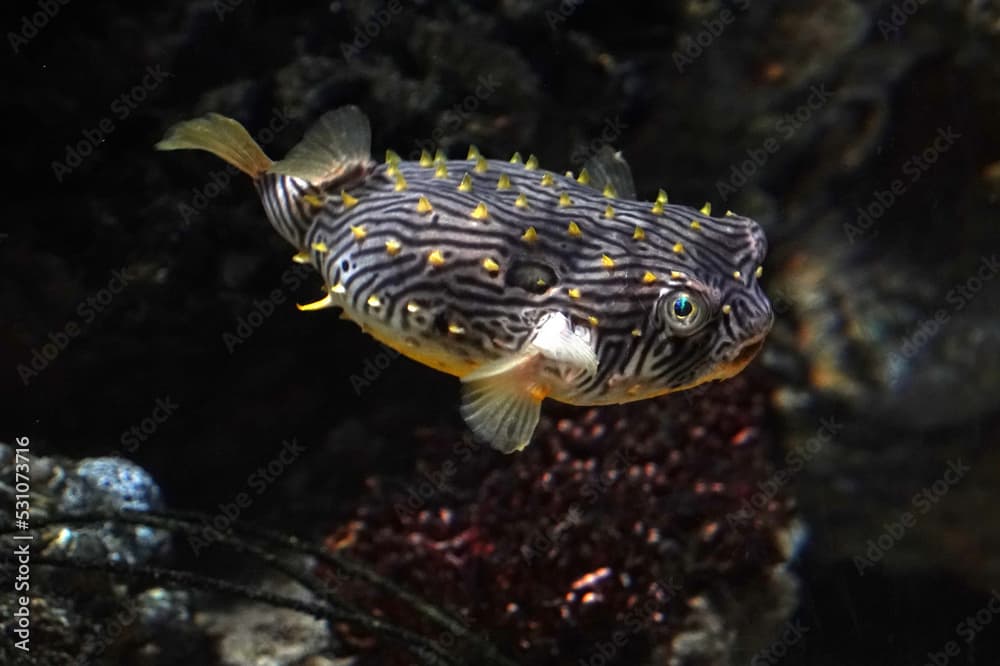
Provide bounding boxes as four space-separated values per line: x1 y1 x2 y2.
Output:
661 291 708 335
672 295 695 319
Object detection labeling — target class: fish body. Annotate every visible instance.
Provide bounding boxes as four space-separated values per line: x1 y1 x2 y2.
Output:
157 107 773 452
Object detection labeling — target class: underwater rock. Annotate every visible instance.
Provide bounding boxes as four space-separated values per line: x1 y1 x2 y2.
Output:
0 442 170 565
764 230 1000 589
195 573 338 666
0 442 206 665
321 373 800 665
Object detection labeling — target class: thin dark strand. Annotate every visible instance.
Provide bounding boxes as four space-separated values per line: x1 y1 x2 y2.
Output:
4 511 514 666
28 555 461 666
144 508 512 665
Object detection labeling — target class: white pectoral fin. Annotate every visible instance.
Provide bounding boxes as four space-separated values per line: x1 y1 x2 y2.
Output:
458 313 598 454
529 312 598 375
460 364 543 455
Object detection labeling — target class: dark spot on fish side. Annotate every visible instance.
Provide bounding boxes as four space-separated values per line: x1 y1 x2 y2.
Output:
433 312 450 335
506 259 558 295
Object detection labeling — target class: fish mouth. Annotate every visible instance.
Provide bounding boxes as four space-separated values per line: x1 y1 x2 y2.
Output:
715 336 766 378
733 337 765 366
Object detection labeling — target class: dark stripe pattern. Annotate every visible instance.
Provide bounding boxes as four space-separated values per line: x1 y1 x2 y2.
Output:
256 173 315 250
260 154 773 403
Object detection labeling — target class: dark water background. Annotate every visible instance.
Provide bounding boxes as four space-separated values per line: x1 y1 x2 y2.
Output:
3 1 1000 664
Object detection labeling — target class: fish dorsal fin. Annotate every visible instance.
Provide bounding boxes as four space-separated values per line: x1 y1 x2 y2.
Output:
269 106 373 188
155 113 273 178
583 146 637 200
459 313 597 453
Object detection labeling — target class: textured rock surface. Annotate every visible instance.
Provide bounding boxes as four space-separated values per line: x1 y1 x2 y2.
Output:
322 373 800 665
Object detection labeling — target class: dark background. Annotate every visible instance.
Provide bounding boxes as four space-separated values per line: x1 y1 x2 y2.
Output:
3 0 1000 664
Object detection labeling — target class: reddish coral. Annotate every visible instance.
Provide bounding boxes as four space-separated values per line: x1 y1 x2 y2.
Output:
323 370 793 665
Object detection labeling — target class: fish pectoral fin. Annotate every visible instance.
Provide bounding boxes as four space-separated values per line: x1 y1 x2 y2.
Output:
460 357 544 454
528 312 598 376
268 106 373 188
583 146 637 200
458 314 595 454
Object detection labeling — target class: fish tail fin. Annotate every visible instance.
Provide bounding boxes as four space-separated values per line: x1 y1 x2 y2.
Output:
268 105 373 189
155 113 273 179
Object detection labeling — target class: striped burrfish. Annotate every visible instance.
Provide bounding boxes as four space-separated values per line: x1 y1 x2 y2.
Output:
156 106 773 453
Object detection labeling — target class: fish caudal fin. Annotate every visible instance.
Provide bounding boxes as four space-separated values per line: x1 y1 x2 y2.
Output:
268 105 372 189
459 313 598 453
155 113 273 178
